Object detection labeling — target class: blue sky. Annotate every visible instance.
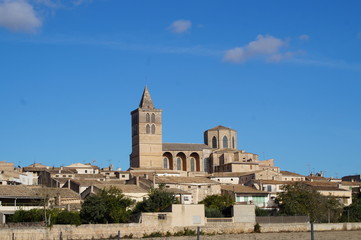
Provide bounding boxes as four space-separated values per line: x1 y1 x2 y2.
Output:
0 0 360 177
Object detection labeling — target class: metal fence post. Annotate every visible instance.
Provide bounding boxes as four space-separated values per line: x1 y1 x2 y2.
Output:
117 230 120 240
310 222 314 240
59 231 62 240
197 226 200 240
12 233 14 240
328 209 330 223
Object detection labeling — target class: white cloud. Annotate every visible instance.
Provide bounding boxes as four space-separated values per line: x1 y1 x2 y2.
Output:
168 19 192 34
0 0 42 33
33 0 61 8
267 50 304 62
223 35 287 63
299 34 310 40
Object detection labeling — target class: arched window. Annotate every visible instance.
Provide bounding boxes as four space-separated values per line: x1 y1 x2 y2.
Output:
151 113 155 123
176 157 181 170
212 136 217 148
190 158 195 172
146 124 150 134
151 124 155 134
163 157 168 169
204 158 209 172
223 136 228 148
146 113 150 123
232 136 235 149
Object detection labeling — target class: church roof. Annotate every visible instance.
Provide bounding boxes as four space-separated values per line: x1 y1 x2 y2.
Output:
163 143 211 151
139 86 154 109
207 125 234 131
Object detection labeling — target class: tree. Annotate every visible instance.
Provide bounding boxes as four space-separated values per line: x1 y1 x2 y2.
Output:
10 208 81 226
199 194 234 217
80 187 135 223
275 182 342 223
133 185 176 213
340 193 361 222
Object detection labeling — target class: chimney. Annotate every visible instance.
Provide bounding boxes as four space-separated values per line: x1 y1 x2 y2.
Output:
136 176 139 186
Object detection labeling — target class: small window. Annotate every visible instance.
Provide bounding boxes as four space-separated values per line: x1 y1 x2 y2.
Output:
63 175 66 177
177 157 181 170
146 124 150 134
212 136 217 148
85 170 88 173
163 157 168 169
190 158 195 172
188 186 191 188
68 175 72 177
151 124 155 134
223 136 228 148
151 113 155 123
166 185 170 188
55 175 59 177
146 113 150 123
158 214 167 220
122 175 125 178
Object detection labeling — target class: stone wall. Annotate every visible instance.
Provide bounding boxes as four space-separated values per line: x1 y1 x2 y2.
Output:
1 222 361 239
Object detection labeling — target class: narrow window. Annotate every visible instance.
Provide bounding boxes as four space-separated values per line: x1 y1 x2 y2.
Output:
177 157 181 170
146 124 150 134
190 158 195 172
212 136 217 148
223 136 228 148
232 136 235 149
151 113 155 123
146 113 150 123
204 158 209 172
151 124 155 134
163 157 168 169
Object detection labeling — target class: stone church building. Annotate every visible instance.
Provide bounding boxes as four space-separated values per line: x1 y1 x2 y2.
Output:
130 87 278 176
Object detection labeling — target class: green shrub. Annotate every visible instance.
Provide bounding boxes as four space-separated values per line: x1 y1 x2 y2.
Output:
205 207 223 218
55 210 81 226
143 231 163 238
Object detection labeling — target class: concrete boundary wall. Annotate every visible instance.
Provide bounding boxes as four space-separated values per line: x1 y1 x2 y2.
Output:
1 222 361 240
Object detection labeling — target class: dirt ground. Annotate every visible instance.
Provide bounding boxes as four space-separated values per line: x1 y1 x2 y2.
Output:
133 230 361 240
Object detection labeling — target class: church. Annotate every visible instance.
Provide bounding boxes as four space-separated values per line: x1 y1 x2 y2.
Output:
129 87 279 176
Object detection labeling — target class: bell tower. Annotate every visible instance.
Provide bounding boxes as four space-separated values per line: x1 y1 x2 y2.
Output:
130 87 163 169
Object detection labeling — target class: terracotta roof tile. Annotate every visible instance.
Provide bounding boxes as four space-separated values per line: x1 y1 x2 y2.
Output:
163 143 211 151
221 184 268 194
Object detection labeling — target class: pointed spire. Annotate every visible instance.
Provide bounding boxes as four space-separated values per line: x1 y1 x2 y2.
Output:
139 86 155 109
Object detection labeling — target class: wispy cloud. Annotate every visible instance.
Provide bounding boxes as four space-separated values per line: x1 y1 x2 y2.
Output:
299 34 310 41
32 0 90 8
168 19 192 34
0 0 91 33
223 34 294 63
0 0 42 33
289 58 361 71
